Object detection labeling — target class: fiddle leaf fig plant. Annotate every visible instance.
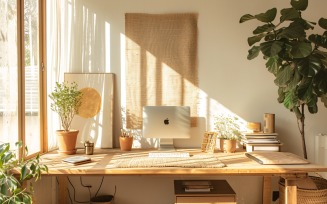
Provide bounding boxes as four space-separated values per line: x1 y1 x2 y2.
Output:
49 81 82 131
240 0 327 158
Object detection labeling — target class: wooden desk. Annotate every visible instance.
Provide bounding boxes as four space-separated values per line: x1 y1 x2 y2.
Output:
40 149 327 204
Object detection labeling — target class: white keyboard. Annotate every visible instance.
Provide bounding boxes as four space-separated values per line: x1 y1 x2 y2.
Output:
148 152 190 158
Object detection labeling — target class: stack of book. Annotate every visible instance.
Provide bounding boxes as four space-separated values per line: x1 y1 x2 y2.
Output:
182 180 214 192
242 132 282 152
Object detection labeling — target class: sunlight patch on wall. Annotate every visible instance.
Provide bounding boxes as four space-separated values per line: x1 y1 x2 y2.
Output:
105 22 111 72
161 63 183 105
145 51 157 105
120 33 128 130
208 97 247 132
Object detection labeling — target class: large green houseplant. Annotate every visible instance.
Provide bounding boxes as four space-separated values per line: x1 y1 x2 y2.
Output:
49 81 82 154
240 0 327 159
0 142 48 204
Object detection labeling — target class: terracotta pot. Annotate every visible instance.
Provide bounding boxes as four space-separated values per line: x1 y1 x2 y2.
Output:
220 139 237 153
56 130 79 155
119 136 133 151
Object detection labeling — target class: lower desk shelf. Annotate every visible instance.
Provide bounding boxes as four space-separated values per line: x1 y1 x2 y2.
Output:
174 180 236 204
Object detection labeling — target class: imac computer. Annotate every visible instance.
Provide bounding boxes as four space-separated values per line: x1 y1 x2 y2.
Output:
142 106 191 151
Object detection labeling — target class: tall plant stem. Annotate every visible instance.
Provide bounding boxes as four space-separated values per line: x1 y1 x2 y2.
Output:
298 104 307 159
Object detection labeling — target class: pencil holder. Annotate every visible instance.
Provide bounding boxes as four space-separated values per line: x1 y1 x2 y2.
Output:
84 141 94 155
263 113 275 133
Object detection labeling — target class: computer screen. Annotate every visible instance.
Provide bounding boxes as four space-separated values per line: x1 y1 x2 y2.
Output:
142 106 191 149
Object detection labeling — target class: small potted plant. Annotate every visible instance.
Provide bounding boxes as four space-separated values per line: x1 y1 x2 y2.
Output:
119 129 133 151
49 81 83 155
0 142 48 203
214 114 243 153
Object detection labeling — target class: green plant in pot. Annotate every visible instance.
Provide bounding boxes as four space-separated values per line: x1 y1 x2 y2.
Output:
214 114 243 153
240 0 327 159
49 81 82 155
0 142 48 204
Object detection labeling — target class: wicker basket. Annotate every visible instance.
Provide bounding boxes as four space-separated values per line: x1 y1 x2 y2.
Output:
279 176 327 204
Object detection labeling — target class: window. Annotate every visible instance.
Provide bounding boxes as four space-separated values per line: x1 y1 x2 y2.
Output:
0 0 46 157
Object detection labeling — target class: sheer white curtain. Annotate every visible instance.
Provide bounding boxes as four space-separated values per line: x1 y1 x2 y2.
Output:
46 0 112 149
46 0 73 150
0 0 19 147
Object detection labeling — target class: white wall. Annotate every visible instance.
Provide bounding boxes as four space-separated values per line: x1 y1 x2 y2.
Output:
40 0 327 203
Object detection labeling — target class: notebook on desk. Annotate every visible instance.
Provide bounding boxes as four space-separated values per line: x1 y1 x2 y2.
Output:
62 156 91 165
245 152 309 165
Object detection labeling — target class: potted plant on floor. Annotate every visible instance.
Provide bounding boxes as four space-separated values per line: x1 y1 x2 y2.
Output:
240 0 327 202
49 81 83 155
0 142 48 203
214 114 243 153
239 0 327 159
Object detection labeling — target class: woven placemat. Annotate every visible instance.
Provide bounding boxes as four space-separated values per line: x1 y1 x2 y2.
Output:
110 154 225 168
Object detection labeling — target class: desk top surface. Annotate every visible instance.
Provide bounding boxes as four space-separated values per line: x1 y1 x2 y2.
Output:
40 149 327 176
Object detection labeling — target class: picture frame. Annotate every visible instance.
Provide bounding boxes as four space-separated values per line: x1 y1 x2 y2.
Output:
64 73 114 148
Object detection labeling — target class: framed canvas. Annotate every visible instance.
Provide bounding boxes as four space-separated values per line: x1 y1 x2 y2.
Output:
64 73 114 148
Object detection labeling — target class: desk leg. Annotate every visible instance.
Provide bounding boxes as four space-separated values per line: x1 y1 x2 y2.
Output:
57 175 68 204
262 176 272 204
285 179 297 204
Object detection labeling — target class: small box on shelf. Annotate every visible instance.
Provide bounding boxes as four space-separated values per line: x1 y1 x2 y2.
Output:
174 180 236 204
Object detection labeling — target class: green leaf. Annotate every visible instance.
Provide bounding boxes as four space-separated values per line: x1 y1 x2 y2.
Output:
239 14 255 23
247 46 260 60
307 94 318 106
314 50 327 67
278 87 286 103
297 56 322 77
264 33 276 41
0 184 7 195
22 193 32 204
255 8 277 23
248 35 264 46
0 143 10 158
21 165 28 181
315 69 327 93
253 24 274 34
307 94 318 114
287 66 302 91
278 21 306 39
25 146 28 156
260 41 284 57
274 65 294 87
3 152 14 164
265 56 280 75
283 90 298 109
295 18 316 30
280 8 300 22
290 42 312 58
308 34 327 49
318 18 327 30
297 77 313 102
308 103 318 113
291 0 308 11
